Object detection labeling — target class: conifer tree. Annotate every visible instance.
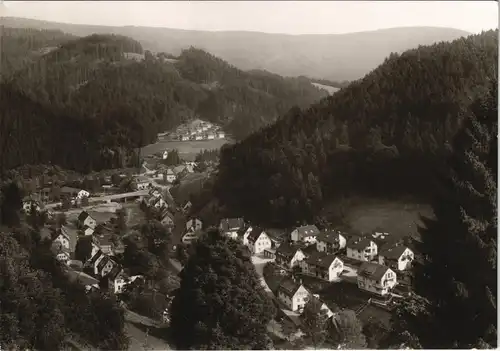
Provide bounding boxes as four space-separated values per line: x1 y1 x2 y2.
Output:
400 82 498 348
170 229 276 349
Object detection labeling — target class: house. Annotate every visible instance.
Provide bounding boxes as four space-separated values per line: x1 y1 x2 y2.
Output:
186 217 203 232
164 169 176 183
206 133 215 140
219 218 245 237
134 176 151 190
149 188 162 198
346 236 378 261
114 274 144 294
162 150 169 160
96 255 116 277
277 278 311 312
182 230 203 245
195 135 203 141
217 131 225 139
78 211 97 229
316 231 347 254
307 295 339 319
96 235 114 255
153 197 167 210
52 226 71 252
60 186 80 198
378 244 414 271
83 226 94 236
302 252 344 282
23 198 42 215
246 228 272 255
160 209 175 227
181 135 190 141
357 262 397 296
182 201 192 212
77 190 90 200
173 165 189 179
275 243 305 269
290 225 320 244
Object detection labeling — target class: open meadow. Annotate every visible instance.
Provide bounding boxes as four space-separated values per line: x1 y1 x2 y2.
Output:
141 138 233 161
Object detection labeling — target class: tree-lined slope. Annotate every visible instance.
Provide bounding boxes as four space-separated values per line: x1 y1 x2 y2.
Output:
215 30 498 227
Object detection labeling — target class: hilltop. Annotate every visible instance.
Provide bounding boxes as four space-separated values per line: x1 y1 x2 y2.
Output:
1 30 326 174
214 30 498 227
1 17 470 81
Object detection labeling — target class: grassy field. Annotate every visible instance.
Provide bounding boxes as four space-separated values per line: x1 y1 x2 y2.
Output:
141 138 233 161
324 197 433 241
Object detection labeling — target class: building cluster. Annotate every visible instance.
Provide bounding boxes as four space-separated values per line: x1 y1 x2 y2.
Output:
170 120 225 142
141 188 177 227
48 210 133 294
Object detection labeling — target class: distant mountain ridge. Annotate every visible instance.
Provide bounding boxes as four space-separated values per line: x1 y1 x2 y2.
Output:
1 17 471 81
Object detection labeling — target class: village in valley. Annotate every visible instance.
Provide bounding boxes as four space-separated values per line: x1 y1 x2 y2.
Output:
19 116 418 347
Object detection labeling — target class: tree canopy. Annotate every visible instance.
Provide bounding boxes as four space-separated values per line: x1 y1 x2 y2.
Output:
170 228 276 349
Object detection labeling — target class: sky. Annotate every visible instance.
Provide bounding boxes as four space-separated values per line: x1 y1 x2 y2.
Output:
2 1 498 35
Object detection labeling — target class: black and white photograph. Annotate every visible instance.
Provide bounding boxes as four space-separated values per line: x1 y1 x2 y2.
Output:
0 1 497 349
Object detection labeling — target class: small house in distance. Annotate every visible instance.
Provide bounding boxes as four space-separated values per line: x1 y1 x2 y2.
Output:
290 225 320 244
246 228 272 255
78 211 97 229
134 176 151 190
302 252 344 282
316 230 347 254
186 218 203 232
346 236 378 262
378 244 414 271
277 278 311 312
357 262 397 296
219 218 245 237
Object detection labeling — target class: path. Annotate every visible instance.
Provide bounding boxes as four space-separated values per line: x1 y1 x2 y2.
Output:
251 255 275 295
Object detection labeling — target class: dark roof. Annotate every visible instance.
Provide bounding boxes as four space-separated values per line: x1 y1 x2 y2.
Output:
294 225 320 239
317 231 345 245
275 242 301 259
301 243 319 256
278 278 305 297
237 225 249 238
379 244 410 260
347 236 374 250
78 211 89 222
305 252 340 269
358 262 391 281
65 269 99 286
97 255 111 272
220 218 245 232
247 227 265 242
161 209 175 221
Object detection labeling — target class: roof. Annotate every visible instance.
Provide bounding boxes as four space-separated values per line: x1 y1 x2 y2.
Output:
347 236 374 250
317 231 345 245
161 209 175 221
294 225 320 239
305 252 340 269
65 269 99 286
247 227 266 243
97 255 111 272
220 218 245 232
379 244 410 260
173 165 186 174
358 262 391 281
166 169 175 175
135 176 150 183
78 211 89 222
276 242 302 259
278 278 306 297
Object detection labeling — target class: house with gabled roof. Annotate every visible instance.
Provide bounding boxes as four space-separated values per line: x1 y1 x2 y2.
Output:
246 228 272 255
302 252 344 282
78 211 97 229
160 208 175 227
277 278 311 312
378 244 414 271
275 243 305 269
306 294 339 319
182 201 192 212
186 217 203 232
219 218 245 237
164 169 177 183
346 236 378 261
52 225 78 258
83 225 94 236
290 225 320 244
182 230 203 245
316 230 347 254
357 262 397 295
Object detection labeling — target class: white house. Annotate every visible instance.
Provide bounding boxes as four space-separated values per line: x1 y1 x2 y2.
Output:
302 252 344 282
378 244 414 271
181 135 190 141
78 211 97 229
160 209 175 227
316 231 347 254
83 226 94 236
195 135 203 141
309 294 338 319
114 274 144 294
346 236 378 262
153 198 167 210
277 278 311 312
275 243 305 269
246 228 272 255
291 225 320 244
53 228 71 251
186 218 203 232
77 190 90 200
23 199 41 215
162 150 169 160
357 262 397 296
164 169 176 183
217 131 225 139
241 226 253 245
206 133 215 140
135 178 151 190
182 201 192 212
220 218 245 238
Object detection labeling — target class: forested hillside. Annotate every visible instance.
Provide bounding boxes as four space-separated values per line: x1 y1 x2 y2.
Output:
215 30 498 227
0 28 326 174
